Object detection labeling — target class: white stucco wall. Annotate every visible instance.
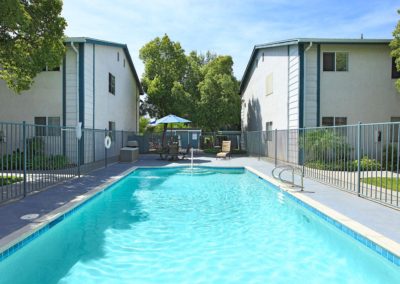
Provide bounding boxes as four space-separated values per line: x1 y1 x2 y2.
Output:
93 45 138 132
0 68 62 123
84 43 94 129
241 45 292 131
288 45 300 129
65 46 78 127
320 44 400 125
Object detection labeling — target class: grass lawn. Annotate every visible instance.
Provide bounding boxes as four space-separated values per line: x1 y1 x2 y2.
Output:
361 177 400 191
0 176 23 186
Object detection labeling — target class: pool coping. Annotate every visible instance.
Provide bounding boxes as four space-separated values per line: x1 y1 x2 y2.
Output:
0 165 399 268
244 166 400 267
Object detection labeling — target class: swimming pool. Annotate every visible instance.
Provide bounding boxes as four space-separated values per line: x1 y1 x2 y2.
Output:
0 167 399 283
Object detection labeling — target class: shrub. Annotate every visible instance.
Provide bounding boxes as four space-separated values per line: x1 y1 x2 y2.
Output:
382 144 399 171
28 155 70 170
305 156 381 172
301 129 352 163
1 150 24 170
347 156 381 171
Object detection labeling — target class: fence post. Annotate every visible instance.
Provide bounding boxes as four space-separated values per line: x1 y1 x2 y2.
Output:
274 129 278 166
258 131 261 161
357 122 361 196
105 128 108 168
302 128 305 175
22 121 27 197
77 136 81 178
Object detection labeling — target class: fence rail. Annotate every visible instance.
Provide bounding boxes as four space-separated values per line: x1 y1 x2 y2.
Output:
2 120 399 209
244 122 400 208
0 121 136 204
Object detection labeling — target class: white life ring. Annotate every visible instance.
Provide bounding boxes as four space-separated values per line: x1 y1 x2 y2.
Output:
104 136 112 149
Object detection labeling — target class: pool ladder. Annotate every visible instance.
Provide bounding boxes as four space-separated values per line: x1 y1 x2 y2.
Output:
272 165 304 191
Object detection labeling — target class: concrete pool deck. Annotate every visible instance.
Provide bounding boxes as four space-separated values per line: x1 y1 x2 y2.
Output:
0 154 400 258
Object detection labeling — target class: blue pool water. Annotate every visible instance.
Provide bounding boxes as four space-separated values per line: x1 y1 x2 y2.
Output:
0 167 399 283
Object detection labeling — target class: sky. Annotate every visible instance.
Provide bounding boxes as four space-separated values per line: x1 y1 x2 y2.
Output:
62 0 399 79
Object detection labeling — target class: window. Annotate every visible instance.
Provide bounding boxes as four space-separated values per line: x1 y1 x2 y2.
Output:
266 121 273 141
392 58 400 79
323 52 348 72
262 52 264 62
34 117 61 136
265 73 273 96
123 59 126 68
109 73 115 95
108 121 116 140
48 117 61 136
322 116 347 126
391 117 400 142
34 117 47 136
42 65 60 72
117 52 120 62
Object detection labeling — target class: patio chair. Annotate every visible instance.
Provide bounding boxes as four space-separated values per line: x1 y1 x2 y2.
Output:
167 143 179 161
216 140 231 159
179 145 192 160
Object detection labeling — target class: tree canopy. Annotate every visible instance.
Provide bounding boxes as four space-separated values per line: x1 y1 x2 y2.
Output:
0 0 67 93
390 9 400 93
139 34 240 131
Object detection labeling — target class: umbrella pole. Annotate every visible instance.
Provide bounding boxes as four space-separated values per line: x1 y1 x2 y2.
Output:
162 124 168 148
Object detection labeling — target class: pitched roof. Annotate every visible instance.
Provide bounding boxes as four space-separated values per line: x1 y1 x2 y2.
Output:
65 37 143 95
240 38 392 94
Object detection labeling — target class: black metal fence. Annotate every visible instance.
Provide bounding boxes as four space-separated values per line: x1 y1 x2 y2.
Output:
0 121 135 204
243 122 400 208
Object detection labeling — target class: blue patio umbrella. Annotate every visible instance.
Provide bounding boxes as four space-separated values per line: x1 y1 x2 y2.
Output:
153 114 191 146
154 114 191 125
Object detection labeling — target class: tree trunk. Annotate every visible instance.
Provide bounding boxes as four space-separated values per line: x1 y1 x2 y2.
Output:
161 124 168 147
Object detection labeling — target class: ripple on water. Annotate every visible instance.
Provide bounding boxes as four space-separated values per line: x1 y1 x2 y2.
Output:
0 168 399 284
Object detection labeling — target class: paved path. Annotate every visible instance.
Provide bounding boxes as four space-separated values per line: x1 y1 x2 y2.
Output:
0 154 399 245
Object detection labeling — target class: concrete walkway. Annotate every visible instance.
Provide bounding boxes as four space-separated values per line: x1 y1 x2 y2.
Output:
0 154 399 246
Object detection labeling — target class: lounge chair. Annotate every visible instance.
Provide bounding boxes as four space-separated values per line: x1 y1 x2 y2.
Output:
216 141 231 159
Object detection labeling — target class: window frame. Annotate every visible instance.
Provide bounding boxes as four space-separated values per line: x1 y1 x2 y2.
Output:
322 52 349 72
34 117 47 137
391 58 400 79
265 121 273 141
34 116 61 137
108 121 116 141
48 117 61 136
321 116 347 127
108 73 115 95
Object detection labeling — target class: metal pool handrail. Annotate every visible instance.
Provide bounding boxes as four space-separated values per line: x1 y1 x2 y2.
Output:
272 165 304 190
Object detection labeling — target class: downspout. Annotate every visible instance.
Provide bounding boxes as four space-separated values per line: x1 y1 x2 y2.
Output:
71 42 80 168
70 42 79 126
303 42 313 128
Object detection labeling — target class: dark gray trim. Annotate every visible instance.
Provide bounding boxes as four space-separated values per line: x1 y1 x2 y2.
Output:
84 38 143 95
93 44 96 162
63 37 144 95
62 55 66 156
92 44 95 129
316 44 321 127
62 55 66 127
79 43 85 164
299 44 304 129
240 38 391 95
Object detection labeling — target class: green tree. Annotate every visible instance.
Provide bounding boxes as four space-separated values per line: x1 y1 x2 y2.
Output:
139 34 190 118
0 0 67 93
197 56 240 131
390 9 400 92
